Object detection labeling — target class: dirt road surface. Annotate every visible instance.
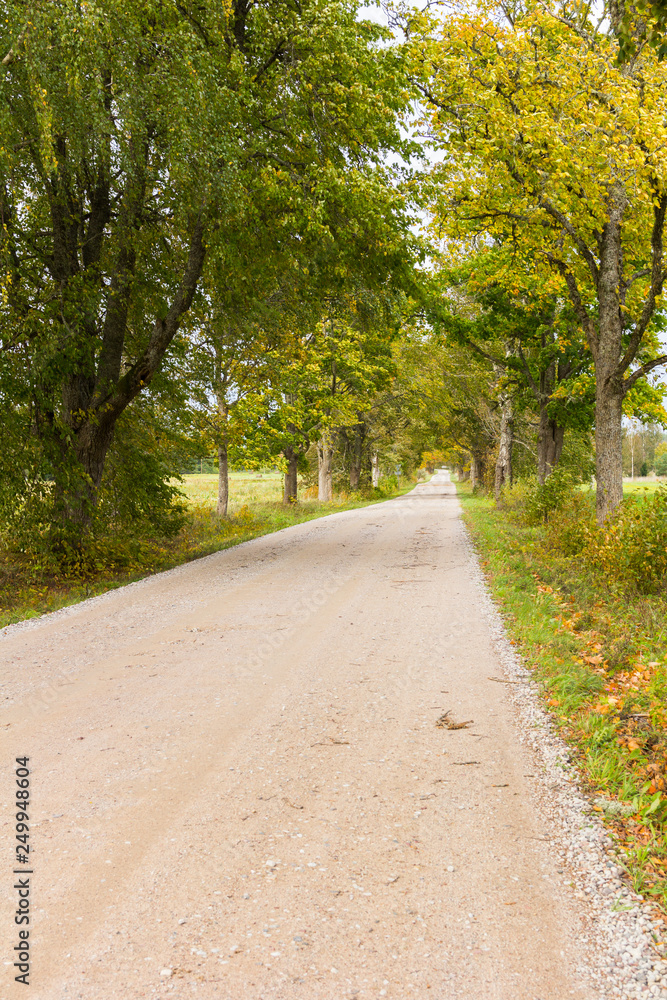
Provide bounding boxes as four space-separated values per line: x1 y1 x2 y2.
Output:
1 472 597 999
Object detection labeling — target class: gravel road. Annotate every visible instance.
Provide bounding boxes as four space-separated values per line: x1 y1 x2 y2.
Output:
1 472 663 999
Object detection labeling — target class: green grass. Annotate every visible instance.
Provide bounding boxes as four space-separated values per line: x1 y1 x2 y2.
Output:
623 479 665 494
0 472 416 629
457 481 667 912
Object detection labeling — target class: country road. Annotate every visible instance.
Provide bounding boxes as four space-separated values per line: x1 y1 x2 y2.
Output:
1 472 598 999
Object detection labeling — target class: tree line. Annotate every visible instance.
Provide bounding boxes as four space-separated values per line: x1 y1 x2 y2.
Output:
2 0 667 556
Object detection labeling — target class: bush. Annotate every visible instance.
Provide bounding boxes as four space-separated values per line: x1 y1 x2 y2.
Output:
500 477 536 515
501 467 578 525
525 467 578 523
584 487 667 593
545 489 596 555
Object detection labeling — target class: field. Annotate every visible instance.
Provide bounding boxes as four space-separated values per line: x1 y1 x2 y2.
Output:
0 471 413 629
181 471 284 507
623 479 665 494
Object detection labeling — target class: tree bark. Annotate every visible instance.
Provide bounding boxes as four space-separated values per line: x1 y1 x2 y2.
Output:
595 380 624 521
52 419 116 541
494 396 514 504
371 450 380 488
317 434 334 502
471 452 485 489
349 421 365 489
537 411 565 485
283 447 298 504
594 214 626 523
217 442 229 517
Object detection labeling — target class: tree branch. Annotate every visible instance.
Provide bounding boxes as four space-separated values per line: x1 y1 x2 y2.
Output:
546 253 598 358
539 197 599 289
623 355 667 393
104 213 207 420
617 194 667 379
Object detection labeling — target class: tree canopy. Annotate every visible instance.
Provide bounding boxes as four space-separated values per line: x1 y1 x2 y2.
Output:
2 0 667 559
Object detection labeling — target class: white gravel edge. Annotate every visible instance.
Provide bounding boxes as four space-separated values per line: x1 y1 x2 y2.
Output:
461 515 667 1000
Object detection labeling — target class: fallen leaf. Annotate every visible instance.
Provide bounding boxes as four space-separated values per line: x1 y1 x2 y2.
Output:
436 711 473 730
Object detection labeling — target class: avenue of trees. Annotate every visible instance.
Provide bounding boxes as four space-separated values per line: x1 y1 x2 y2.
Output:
3 0 667 557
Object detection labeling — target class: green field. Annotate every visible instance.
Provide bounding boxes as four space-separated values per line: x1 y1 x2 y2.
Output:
179 471 284 509
623 479 665 494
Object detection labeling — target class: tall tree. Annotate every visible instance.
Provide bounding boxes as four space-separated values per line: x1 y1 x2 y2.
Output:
0 0 414 544
412 0 667 521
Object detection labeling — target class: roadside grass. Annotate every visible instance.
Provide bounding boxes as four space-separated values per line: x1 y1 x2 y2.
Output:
0 473 415 629
457 481 667 911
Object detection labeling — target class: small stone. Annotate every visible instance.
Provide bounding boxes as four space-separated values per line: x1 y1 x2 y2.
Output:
159 969 172 978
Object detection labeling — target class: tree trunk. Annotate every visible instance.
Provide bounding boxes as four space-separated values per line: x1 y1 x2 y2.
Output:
595 380 624 522
537 411 565 485
471 452 485 489
594 216 626 523
50 218 207 547
349 421 364 489
217 441 229 517
494 396 514 504
51 418 116 543
317 434 334 502
216 398 229 517
283 447 298 504
371 450 380 488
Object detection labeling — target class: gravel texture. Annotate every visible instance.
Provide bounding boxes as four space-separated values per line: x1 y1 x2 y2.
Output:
0 471 661 998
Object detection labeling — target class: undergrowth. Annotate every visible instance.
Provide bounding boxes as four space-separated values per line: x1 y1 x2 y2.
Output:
458 480 667 912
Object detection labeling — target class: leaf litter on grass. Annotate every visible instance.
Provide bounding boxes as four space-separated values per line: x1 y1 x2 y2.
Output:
458 481 667 911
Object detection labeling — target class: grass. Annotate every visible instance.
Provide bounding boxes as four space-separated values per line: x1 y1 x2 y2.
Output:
623 479 665 494
457 480 667 913
0 472 416 630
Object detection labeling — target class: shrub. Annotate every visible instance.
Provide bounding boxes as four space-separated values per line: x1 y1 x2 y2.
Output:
524 467 578 523
501 467 578 524
584 487 667 592
500 477 536 516
545 489 596 555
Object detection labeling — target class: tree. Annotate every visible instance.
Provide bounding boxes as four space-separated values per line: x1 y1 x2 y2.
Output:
0 0 414 545
429 252 596 484
255 298 398 503
412 0 667 521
